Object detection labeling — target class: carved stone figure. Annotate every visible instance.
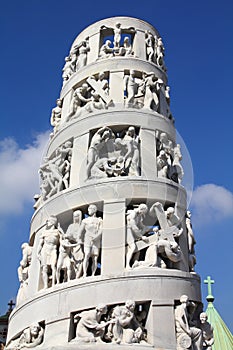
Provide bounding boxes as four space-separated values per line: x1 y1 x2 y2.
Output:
56 237 78 283
126 204 150 269
74 304 109 343
175 295 202 350
16 323 44 349
18 243 33 285
145 30 155 62
113 22 122 49
124 70 139 107
37 216 62 289
66 84 91 121
150 202 183 236
62 56 74 84
86 126 113 179
122 126 140 176
85 73 112 112
137 225 181 269
164 85 174 121
78 205 103 277
39 141 72 200
108 300 144 344
75 39 90 70
155 37 167 71
16 243 33 304
65 210 84 278
158 132 173 161
143 73 162 111
156 132 183 183
99 40 114 59
39 157 63 199
149 202 183 268
157 150 169 178
123 36 133 56
185 210 197 272
90 157 117 179
50 99 63 134
69 45 79 72
172 144 184 184
199 312 214 350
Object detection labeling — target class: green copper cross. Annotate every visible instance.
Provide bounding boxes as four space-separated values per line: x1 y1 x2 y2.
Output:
204 276 215 298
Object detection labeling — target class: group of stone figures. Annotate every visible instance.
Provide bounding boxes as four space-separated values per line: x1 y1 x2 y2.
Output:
125 202 196 272
72 296 214 348
145 30 166 71
86 127 182 183
18 204 103 293
175 295 214 350
62 22 166 86
18 201 196 297
87 126 140 179
9 296 214 349
36 140 73 204
51 71 173 136
156 131 184 184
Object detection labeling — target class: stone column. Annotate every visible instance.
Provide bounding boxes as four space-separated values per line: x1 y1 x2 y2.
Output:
140 127 157 180
60 90 73 126
175 201 189 272
70 132 89 187
87 32 100 63
101 199 126 275
27 230 45 294
109 70 124 106
134 30 146 60
147 300 177 348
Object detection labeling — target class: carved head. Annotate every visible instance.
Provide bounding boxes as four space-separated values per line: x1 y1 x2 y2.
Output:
88 204 97 216
98 72 105 80
96 304 107 314
56 98 62 107
30 324 41 336
138 203 148 215
180 295 189 305
73 210 82 223
125 300 135 312
160 132 168 142
46 215 58 228
106 40 112 46
200 312 208 323
127 126 136 137
166 207 175 218
21 243 29 250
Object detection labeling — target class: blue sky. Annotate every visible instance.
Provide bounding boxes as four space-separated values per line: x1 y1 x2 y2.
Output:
1 0 233 332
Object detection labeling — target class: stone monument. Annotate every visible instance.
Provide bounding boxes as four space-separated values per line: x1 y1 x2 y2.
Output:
6 17 210 350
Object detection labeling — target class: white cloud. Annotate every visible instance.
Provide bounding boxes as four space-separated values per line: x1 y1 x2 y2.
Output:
190 184 233 226
0 131 50 214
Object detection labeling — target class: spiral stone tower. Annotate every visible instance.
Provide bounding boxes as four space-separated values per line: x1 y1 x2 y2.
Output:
6 17 208 350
